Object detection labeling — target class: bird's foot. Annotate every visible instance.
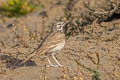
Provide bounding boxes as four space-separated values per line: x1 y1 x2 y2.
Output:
46 64 63 67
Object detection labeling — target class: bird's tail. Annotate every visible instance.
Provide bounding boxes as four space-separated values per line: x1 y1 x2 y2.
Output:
18 47 50 66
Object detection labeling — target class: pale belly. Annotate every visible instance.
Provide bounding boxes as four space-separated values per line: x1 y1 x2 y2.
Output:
50 40 65 52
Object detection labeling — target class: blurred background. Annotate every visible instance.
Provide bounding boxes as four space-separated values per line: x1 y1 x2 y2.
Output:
0 0 120 80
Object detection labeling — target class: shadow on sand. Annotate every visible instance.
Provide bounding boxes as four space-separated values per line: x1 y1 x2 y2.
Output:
0 55 37 69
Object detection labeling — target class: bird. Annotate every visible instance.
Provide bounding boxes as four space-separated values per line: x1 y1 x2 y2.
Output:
18 21 69 67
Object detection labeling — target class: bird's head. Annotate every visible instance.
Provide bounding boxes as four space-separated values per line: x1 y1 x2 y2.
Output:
56 21 69 32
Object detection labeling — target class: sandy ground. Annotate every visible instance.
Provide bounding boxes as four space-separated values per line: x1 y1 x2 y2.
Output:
0 0 120 80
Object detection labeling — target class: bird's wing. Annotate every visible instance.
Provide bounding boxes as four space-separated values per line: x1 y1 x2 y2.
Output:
36 31 65 55
41 31 65 48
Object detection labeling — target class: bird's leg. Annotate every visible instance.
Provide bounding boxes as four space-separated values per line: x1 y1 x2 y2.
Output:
47 57 54 67
47 56 59 67
52 53 63 67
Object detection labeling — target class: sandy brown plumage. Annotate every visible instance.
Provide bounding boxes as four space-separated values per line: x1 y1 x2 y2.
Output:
18 21 68 67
